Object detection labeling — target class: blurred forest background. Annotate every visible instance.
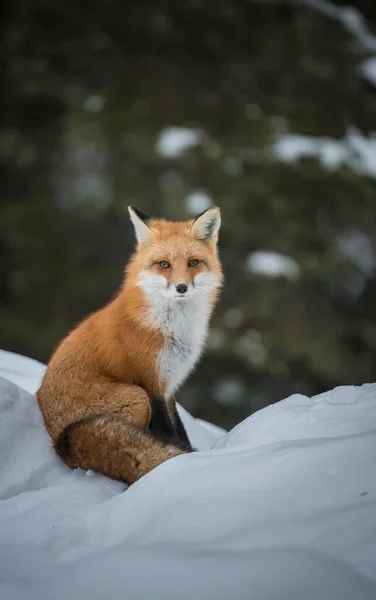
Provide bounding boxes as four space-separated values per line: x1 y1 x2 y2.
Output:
1 0 376 429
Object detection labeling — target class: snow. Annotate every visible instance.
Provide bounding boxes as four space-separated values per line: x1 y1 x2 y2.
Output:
185 190 213 215
156 127 204 157
1 349 376 599
274 133 348 168
0 349 45 394
247 250 301 279
274 127 376 177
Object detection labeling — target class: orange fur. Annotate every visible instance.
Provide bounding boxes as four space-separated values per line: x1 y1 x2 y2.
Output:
37 208 223 484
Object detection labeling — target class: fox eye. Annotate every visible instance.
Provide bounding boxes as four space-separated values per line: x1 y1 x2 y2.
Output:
159 261 170 269
188 259 199 267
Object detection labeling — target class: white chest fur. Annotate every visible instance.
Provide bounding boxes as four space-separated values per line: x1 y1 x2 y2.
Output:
137 271 218 398
157 299 210 398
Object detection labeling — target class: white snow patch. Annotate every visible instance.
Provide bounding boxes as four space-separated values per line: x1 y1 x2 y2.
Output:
274 134 348 169
247 250 301 279
1 349 376 599
274 127 376 177
185 190 213 215
156 127 203 157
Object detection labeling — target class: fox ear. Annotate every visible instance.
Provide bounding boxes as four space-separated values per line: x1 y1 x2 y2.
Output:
191 207 221 242
128 206 153 245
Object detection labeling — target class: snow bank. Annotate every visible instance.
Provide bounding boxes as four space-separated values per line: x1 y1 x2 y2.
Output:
0 349 45 394
0 350 376 599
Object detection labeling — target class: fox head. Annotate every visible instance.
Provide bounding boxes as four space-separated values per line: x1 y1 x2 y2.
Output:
127 206 223 303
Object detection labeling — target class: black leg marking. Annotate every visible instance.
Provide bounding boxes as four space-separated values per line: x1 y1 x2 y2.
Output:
55 424 72 460
149 396 176 439
148 396 192 451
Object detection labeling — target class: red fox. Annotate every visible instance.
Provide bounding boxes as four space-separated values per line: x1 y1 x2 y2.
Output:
37 206 223 484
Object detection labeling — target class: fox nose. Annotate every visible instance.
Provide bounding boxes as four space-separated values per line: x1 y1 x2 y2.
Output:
176 283 188 295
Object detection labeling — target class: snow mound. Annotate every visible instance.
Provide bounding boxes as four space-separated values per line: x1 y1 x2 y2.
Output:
0 349 45 394
0 350 376 599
